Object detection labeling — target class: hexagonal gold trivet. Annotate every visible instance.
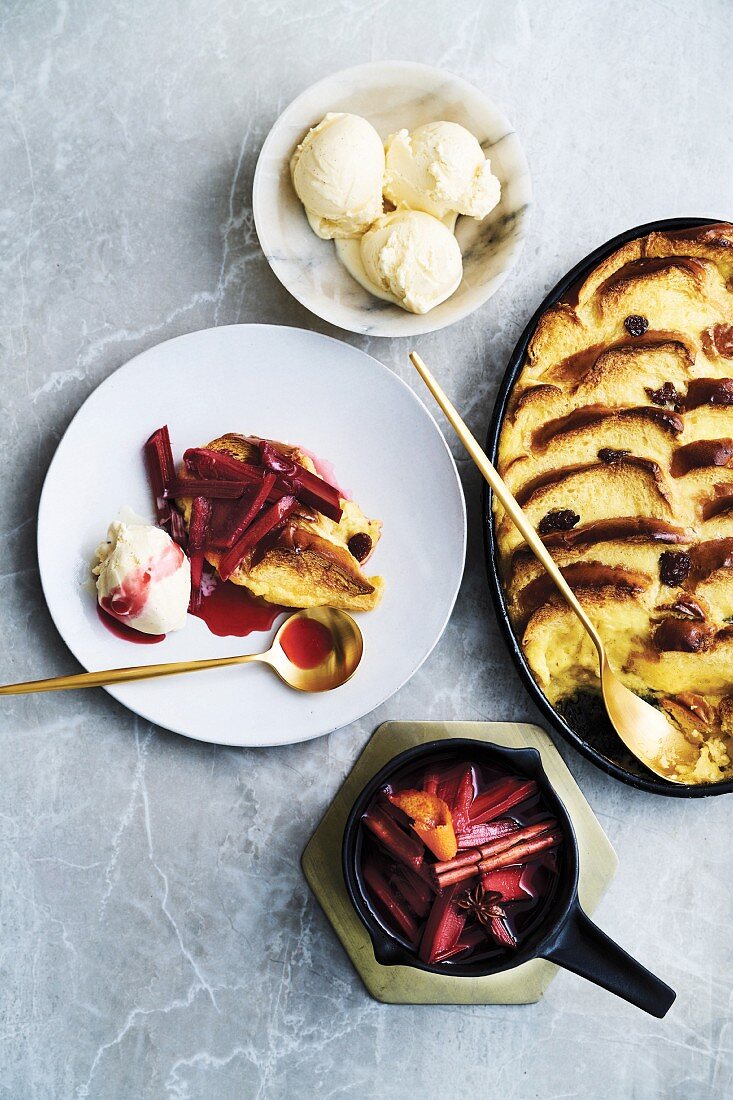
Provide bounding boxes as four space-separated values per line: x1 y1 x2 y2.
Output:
302 721 618 1004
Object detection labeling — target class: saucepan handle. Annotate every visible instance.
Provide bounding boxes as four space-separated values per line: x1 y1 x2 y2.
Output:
541 904 676 1018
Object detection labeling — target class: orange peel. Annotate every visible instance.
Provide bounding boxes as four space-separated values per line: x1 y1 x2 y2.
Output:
387 789 458 862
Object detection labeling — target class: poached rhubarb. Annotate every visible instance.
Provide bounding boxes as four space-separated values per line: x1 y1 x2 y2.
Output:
166 478 253 500
259 441 343 523
362 857 420 945
424 763 475 833
361 804 424 873
360 756 563 965
187 496 212 610
418 881 467 965
183 447 263 484
211 472 276 551
456 819 519 850
468 778 539 825
144 425 186 546
217 495 298 582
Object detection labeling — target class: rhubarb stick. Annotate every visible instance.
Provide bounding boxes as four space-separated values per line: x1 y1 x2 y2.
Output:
187 496 212 611
219 473 276 550
489 913 518 950
144 425 175 525
218 495 298 581
468 778 538 825
425 764 475 833
361 806 424 872
259 441 343 523
419 882 467 965
387 863 433 918
433 923 487 962
362 857 420 944
480 866 529 904
183 447 264 483
456 819 520 850
166 478 252 500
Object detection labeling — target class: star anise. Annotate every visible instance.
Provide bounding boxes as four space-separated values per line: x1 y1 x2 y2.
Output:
456 884 505 928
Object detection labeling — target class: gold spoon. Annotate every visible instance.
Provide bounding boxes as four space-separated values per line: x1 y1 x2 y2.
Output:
0 607 363 696
410 350 692 783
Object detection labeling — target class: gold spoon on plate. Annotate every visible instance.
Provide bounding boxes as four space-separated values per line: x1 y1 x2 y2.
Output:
0 607 363 696
410 350 692 783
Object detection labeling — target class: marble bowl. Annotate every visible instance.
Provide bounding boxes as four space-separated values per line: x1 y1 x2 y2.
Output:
252 61 532 337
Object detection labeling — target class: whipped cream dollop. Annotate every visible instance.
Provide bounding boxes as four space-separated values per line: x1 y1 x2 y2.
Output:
93 519 190 635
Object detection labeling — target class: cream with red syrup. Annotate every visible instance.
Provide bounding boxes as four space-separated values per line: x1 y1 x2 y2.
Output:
93 423 383 642
93 517 191 638
360 756 563 964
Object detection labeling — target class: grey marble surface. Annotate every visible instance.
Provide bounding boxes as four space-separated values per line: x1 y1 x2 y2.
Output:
1 1 731 1097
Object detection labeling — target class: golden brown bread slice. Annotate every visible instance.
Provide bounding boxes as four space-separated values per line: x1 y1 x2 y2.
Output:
177 433 385 612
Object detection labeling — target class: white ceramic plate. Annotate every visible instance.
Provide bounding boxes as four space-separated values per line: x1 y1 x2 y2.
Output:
253 60 531 337
37 325 466 746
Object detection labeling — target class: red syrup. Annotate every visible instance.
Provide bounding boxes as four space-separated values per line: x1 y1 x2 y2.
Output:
96 603 165 644
279 616 334 669
189 574 285 638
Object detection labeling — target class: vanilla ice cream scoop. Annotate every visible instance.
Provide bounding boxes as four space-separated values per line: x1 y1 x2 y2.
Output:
290 113 385 239
93 520 191 635
358 210 462 314
384 121 501 221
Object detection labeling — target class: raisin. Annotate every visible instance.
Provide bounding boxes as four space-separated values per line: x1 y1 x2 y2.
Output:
624 314 649 337
348 533 372 562
538 509 580 536
598 447 630 464
659 550 692 587
645 381 682 411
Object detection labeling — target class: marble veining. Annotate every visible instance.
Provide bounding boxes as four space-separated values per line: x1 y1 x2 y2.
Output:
1 1 732 1098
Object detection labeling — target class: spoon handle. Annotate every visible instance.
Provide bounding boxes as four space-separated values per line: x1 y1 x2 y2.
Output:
409 352 604 658
0 652 263 695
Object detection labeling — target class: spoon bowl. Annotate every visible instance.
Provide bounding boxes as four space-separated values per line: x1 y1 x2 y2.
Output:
268 607 364 692
0 607 363 696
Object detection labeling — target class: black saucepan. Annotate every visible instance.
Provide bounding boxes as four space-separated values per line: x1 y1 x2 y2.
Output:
482 217 733 797
342 738 676 1017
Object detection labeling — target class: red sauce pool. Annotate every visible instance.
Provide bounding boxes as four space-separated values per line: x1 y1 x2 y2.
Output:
98 573 284 643
280 616 333 669
190 577 284 637
97 603 165 644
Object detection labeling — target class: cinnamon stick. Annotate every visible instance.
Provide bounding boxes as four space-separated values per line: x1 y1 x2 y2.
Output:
478 829 562 873
436 828 563 888
434 821 554 875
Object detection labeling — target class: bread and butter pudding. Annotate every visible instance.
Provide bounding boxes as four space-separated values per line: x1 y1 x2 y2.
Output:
495 222 733 785
175 433 384 613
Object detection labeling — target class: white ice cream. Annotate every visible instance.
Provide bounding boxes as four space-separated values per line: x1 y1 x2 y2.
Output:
384 121 501 221
290 113 384 239
93 520 191 635
358 209 463 314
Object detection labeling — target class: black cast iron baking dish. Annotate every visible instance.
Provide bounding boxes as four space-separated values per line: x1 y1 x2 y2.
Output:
483 216 733 798
342 739 676 1016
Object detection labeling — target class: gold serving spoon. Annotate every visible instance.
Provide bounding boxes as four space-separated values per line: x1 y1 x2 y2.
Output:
410 350 692 783
0 607 363 696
